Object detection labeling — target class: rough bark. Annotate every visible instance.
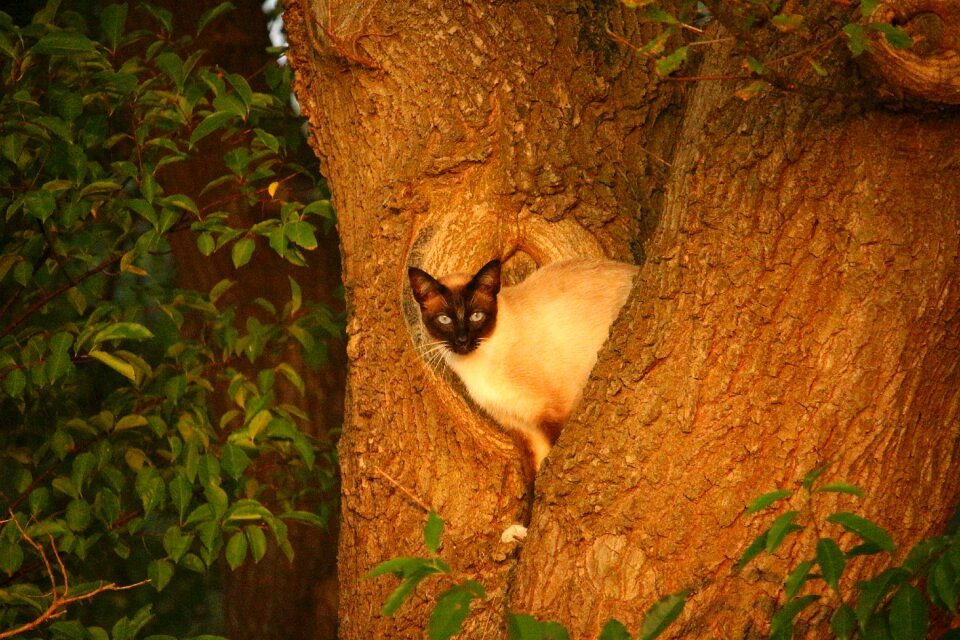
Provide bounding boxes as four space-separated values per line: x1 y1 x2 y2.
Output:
284 0 960 638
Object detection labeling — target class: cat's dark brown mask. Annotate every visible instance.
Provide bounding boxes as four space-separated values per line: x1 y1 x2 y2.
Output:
408 259 501 355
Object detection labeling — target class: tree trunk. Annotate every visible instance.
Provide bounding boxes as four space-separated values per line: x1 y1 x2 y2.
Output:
283 0 960 637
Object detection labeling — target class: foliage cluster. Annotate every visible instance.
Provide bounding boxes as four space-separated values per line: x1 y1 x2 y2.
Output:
0 2 339 638
368 512 687 640
373 470 960 640
738 468 960 640
619 0 914 99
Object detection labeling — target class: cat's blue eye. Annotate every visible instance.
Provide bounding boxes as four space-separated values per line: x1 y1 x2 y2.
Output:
469 311 485 322
437 315 452 325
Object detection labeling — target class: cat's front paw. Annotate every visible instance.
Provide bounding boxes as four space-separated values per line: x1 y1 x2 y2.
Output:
500 523 528 543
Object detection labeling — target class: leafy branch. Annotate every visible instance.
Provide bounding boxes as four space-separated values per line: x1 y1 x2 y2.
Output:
368 511 689 640
0 512 149 640
735 468 959 639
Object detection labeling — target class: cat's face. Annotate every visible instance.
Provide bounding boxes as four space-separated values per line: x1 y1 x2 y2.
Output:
408 259 501 355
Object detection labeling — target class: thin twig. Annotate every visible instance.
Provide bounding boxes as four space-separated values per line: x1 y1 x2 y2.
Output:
374 466 432 513
0 513 149 640
0 251 123 340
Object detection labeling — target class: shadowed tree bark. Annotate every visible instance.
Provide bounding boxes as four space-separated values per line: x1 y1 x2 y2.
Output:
283 0 960 637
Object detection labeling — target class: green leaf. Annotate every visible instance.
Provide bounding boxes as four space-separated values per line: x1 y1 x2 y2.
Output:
735 531 768 572
735 80 767 102
860 0 880 17
226 73 253 109
746 56 768 75
930 555 957 613
254 128 280 153
507 614 571 640
870 23 912 49
641 6 678 24
817 483 865 498
45 331 75 382
276 362 305 396
785 560 814 600
71 452 96 493
136 468 167 517
213 93 247 118
33 31 97 55
204 483 229 519
424 511 443 554
168 475 193 522
197 232 216 256
138 3 173 33
655 46 688 76
221 443 251 480
639 590 688 640
100 3 128 51
889 584 928 640
232 237 255 268
844 23 869 56
225 531 248 570
161 193 199 215
94 488 121 526
770 594 819 636
93 322 155 344
366 556 435 579
89 349 136 380
3 368 26 398
855 568 909 627
804 467 833 491
428 586 475 640
198 2 236 35
771 13 804 31
747 490 792 514
827 512 896 553
190 111 237 147
831 603 857 640
52 476 79 498
245 526 267 563
847 542 885 558
599 619 631 640
280 510 326 528
816 538 845 594
382 570 431 616
303 199 334 220
284 221 318 250
24 190 56 222
766 511 802 554
901 536 948 574
148 559 174 591
162 526 193 563
0 541 25 575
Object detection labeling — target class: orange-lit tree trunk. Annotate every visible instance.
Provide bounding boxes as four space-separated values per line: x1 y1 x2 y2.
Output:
284 0 960 637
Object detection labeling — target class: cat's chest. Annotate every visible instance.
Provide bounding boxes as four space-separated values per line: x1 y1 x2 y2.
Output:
444 347 536 416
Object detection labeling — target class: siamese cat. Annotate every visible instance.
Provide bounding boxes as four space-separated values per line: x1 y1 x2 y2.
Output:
408 257 638 475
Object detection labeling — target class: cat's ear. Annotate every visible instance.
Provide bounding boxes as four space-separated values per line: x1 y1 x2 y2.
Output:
471 259 501 296
408 267 442 304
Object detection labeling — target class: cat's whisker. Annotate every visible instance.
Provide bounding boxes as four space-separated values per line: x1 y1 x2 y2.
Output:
411 339 450 373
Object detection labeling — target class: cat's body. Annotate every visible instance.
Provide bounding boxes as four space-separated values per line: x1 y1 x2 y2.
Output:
408 257 638 472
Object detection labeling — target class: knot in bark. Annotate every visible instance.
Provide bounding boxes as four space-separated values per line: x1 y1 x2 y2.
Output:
865 0 960 104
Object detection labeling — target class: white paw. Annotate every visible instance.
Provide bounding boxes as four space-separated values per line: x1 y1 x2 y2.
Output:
500 524 528 544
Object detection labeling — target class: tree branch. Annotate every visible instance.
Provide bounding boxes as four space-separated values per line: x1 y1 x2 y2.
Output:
0 513 150 640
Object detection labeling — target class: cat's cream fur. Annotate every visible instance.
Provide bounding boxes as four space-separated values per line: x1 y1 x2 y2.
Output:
414 257 638 471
